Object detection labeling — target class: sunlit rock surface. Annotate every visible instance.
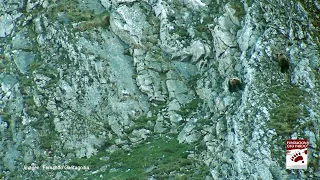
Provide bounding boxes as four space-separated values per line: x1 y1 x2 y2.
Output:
0 0 319 179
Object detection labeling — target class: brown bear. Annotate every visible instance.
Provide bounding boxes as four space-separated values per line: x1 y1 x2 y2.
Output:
228 77 243 92
275 53 289 73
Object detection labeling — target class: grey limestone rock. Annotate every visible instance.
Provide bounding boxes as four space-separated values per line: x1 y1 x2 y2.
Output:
110 4 150 47
12 51 35 74
0 0 319 179
12 28 33 50
0 14 21 37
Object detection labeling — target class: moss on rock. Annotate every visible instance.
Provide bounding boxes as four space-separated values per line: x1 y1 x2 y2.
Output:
68 135 209 179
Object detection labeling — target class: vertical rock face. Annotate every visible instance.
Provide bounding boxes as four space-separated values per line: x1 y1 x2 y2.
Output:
0 0 319 179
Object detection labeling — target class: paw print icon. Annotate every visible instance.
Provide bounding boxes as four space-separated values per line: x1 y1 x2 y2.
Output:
290 152 304 163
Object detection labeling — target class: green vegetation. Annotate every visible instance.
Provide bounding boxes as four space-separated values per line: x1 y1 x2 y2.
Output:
40 131 58 149
309 137 320 171
74 12 110 32
150 102 167 114
69 135 209 179
0 107 12 129
296 0 320 42
0 53 14 73
229 1 246 20
45 0 109 31
175 98 203 118
48 0 91 22
18 75 50 119
267 85 320 172
267 86 305 136
187 74 201 89
197 118 212 125
124 115 157 134
194 118 212 131
142 3 160 49
308 156 319 172
29 115 58 150
151 49 169 62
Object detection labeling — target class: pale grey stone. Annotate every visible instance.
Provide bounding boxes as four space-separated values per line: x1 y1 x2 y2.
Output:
166 79 193 104
0 120 8 135
33 17 44 34
0 0 24 12
172 61 197 79
3 145 20 171
167 99 181 111
100 0 112 10
78 0 105 14
130 129 150 141
110 4 150 47
182 0 206 10
215 118 226 138
203 134 214 143
26 0 41 12
178 123 195 143
184 132 200 143
23 151 34 164
154 120 166 133
190 40 207 63
0 14 20 37
0 74 18 92
12 29 32 50
169 112 183 124
305 130 316 148
12 51 35 74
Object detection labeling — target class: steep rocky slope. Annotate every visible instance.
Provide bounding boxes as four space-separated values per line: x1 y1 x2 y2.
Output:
0 0 319 179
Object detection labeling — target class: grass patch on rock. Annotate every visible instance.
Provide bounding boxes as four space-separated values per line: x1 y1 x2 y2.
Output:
124 115 157 134
68 135 209 179
267 85 318 170
45 0 110 31
267 86 305 136
175 98 203 118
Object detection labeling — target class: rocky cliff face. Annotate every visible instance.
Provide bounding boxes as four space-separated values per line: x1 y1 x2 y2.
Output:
0 0 319 179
